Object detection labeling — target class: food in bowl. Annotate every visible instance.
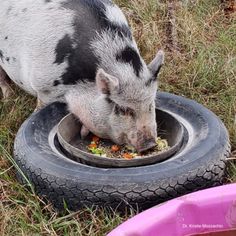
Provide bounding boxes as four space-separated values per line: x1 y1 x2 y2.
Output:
87 135 169 159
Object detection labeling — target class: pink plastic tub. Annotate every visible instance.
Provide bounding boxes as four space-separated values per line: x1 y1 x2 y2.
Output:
108 184 236 236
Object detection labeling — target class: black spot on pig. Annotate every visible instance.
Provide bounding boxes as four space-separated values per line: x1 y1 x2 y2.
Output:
55 0 132 85
105 97 113 104
115 25 131 39
116 46 142 77
54 34 73 65
59 48 99 85
22 8 27 12
6 57 10 62
4 36 8 40
53 80 61 86
0 50 4 62
54 32 99 85
62 0 131 39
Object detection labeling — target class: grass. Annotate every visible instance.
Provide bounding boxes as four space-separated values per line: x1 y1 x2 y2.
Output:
0 0 236 235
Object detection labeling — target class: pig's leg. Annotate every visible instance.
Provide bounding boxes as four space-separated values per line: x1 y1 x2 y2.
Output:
34 96 45 112
0 66 12 99
81 125 90 139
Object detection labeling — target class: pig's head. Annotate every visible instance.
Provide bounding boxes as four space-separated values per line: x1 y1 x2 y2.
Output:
66 50 164 152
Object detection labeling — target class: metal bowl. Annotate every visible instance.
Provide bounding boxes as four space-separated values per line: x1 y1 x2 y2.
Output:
57 109 184 168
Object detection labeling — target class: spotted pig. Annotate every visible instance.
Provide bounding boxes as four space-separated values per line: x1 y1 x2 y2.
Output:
0 0 164 151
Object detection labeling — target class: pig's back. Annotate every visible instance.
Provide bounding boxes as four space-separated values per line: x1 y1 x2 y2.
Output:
0 0 76 96
0 0 131 102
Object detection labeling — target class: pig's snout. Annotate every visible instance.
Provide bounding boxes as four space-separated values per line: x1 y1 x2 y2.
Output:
131 130 157 152
135 125 157 152
127 124 157 152
136 138 157 152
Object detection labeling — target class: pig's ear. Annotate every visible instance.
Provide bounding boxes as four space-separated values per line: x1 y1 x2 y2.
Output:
96 68 119 94
148 50 164 77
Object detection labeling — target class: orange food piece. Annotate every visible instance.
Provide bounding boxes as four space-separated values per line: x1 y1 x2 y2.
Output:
111 145 120 152
92 136 100 143
122 153 134 159
88 143 97 148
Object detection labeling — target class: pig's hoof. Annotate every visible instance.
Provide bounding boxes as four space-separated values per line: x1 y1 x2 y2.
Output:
34 99 45 112
13 93 230 212
1 85 13 100
80 125 90 139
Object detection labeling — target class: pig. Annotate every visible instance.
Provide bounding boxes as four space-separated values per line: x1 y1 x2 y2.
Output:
0 0 164 152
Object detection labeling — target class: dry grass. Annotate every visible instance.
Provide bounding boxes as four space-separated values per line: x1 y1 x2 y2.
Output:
0 0 236 235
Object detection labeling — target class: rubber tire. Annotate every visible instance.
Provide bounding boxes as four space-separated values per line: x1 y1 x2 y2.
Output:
13 92 231 211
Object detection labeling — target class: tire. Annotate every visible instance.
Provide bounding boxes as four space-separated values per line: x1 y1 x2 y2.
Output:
13 92 231 211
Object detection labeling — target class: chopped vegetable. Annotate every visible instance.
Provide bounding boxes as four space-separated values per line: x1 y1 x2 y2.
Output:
88 147 105 155
88 143 97 149
92 135 100 143
156 137 169 151
111 145 120 152
86 135 169 159
122 153 134 159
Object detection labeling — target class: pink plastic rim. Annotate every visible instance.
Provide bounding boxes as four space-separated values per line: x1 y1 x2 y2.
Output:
108 184 236 236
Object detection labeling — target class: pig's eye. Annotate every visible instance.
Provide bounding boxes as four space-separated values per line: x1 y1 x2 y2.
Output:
114 104 135 118
125 107 136 118
114 104 126 115
105 97 113 104
106 97 135 118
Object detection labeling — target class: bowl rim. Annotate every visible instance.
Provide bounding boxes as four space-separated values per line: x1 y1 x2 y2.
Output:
57 109 184 167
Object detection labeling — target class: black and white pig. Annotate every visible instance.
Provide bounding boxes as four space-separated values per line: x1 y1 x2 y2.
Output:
0 0 164 152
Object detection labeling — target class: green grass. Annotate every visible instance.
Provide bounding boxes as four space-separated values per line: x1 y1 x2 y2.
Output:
1 0 236 235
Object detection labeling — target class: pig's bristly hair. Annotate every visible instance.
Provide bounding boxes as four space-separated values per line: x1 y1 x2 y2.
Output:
116 46 143 77
53 0 133 86
32 0 156 107
52 0 156 95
